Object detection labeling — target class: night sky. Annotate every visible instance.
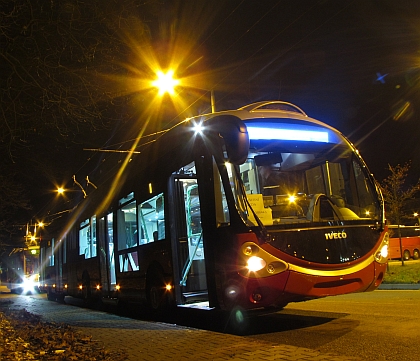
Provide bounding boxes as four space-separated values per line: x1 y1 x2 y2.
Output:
2 0 420 225
197 0 420 183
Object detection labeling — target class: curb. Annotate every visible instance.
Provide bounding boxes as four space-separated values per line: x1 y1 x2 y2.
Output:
378 283 420 290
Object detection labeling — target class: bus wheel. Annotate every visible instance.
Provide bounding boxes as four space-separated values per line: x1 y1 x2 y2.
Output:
148 278 163 311
403 250 411 261
56 294 66 303
47 289 56 301
82 274 91 301
413 250 419 260
147 270 169 315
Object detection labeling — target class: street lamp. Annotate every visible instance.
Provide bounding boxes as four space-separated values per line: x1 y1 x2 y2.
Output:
152 70 179 96
414 212 419 226
152 69 216 113
37 222 44 243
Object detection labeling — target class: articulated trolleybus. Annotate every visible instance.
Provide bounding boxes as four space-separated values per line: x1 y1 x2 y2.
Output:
40 101 388 313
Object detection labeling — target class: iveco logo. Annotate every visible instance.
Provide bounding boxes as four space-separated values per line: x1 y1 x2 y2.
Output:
325 231 347 240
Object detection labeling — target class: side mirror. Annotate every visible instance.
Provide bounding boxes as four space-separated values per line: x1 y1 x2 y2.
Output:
206 115 250 164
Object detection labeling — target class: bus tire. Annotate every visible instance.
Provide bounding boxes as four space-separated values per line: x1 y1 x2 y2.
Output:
403 250 411 261
82 273 91 301
148 276 164 311
413 250 419 260
56 294 66 303
47 289 56 301
146 268 170 315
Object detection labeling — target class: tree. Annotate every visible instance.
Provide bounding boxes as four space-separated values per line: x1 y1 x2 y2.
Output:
0 0 160 152
0 0 159 242
0 169 30 252
0 0 221 244
380 162 420 266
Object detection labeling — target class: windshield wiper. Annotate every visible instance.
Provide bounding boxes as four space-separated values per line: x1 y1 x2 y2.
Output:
237 175 269 243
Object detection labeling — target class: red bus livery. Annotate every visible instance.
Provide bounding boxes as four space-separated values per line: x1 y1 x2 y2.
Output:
388 225 420 260
40 101 388 313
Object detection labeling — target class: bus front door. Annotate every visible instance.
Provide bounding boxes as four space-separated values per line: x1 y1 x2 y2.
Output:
171 176 208 306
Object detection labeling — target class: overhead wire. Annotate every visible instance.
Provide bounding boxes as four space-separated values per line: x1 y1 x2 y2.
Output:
75 2 250 164
71 1 355 190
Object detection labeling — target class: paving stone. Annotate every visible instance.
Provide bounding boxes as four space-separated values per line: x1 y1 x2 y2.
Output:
3 294 361 361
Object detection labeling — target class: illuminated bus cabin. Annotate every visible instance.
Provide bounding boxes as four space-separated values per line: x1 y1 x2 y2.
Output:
40 101 388 312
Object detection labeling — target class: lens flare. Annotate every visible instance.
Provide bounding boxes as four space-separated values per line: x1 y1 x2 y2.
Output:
152 70 179 95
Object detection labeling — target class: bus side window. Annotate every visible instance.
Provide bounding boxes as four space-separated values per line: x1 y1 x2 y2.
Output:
49 238 55 266
138 193 165 244
79 219 90 258
117 197 138 250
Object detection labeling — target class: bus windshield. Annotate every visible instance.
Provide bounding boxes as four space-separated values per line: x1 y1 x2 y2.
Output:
227 120 381 227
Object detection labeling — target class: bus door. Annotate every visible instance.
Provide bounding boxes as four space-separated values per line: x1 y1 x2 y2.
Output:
98 212 116 296
170 175 208 306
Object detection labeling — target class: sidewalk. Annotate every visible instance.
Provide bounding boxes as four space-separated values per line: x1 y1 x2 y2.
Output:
3 293 361 361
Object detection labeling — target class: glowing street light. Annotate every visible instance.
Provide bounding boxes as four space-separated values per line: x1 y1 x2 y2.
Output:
57 187 65 195
152 70 179 96
151 68 216 113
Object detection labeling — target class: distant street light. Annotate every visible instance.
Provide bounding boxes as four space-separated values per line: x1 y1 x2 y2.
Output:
57 187 65 195
414 212 419 226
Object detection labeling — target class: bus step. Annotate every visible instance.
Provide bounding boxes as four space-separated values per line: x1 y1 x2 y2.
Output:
101 297 119 306
182 291 208 304
178 301 213 310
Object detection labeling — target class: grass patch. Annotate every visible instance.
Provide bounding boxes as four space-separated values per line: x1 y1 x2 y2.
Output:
382 261 420 284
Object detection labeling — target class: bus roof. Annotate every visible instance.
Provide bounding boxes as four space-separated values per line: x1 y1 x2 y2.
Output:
186 100 341 135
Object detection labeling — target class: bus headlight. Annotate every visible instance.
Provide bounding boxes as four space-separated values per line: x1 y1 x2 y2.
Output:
380 244 388 258
247 256 266 272
375 232 389 263
375 244 388 262
22 278 35 294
